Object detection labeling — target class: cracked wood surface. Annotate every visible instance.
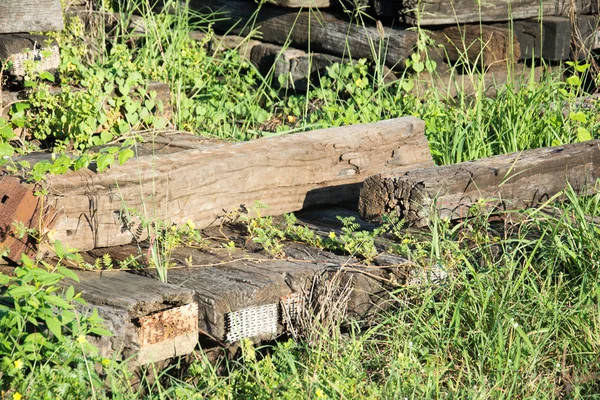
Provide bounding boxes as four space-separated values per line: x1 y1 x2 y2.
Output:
45 117 432 251
359 140 600 226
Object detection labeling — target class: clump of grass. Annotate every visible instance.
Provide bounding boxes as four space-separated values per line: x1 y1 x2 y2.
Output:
159 185 600 399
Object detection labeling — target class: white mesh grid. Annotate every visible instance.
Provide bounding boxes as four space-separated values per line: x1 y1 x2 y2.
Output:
224 303 278 343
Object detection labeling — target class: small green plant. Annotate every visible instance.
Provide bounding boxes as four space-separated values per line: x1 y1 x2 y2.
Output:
145 219 202 282
242 202 286 257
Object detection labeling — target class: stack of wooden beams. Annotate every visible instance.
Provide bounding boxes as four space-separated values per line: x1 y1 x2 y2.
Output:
190 0 600 93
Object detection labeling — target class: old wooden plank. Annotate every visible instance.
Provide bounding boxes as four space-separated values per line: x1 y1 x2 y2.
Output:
249 41 400 90
402 0 594 26
359 140 600 226
0 0 64 34
41 117 432 251
192 0 417 69
165 252 401 342
431 25 520 67
66 270 198 365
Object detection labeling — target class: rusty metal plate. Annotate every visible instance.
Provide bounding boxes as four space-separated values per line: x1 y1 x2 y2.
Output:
0 175 42 261
137 303 199 346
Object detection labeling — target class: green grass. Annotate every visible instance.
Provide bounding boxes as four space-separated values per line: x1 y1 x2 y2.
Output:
1 0 600 398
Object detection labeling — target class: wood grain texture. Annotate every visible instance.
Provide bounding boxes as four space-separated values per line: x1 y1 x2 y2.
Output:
402 0 594 26
0 0 64 34
163 248 401 341
45 117 433 251
138 303 198 346
74 208 411 343
193 0 417 68
359 140 600 226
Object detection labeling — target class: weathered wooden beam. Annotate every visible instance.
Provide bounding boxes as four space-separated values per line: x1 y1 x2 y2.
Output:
43 117 432 251
431 25 520 67
66 270 198 365
250 41 399 90
138 244 402 342
192 0 417 69
359 140 600 226
401 0 594 26
0 0 64 34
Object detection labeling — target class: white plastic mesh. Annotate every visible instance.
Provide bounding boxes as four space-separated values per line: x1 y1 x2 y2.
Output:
224 303 278 343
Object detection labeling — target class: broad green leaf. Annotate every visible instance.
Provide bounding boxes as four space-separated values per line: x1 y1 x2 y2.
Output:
61 310 76 325
575 63 590 73
577 126 592 142
8 285 36 298
88 327 114 337
118 148 134 165
65 285 75 300
39 71 55 82
43 316 63 340
100 130 113 144
74 155 90 171
96 154 114 173
0 142 14 158
569 111 588 123
44 295 72 310
54 240 65 258
0 122 15 139
566 75 582 86
57 266 80 282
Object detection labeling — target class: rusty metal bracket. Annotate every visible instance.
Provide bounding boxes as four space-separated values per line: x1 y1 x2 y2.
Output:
0 174 49 262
